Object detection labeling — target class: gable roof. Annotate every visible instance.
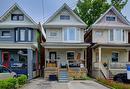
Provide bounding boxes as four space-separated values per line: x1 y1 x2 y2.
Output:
93 5 130 26
44 3 86 27
0 3 37 25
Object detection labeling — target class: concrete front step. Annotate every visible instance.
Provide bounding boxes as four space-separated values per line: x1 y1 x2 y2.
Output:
58 70 69 82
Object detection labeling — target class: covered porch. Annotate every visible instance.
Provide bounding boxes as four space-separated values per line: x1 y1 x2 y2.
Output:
92 44 130 79
43 42 89 80
0 43 40 80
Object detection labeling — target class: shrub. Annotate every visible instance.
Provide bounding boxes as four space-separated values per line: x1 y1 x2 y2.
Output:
17 75 27 85
0 78 17 89
97 78 130 89
0 75 27 89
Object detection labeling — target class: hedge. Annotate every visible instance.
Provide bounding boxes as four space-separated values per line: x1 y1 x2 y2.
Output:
17 75 27 85
0 75 27 89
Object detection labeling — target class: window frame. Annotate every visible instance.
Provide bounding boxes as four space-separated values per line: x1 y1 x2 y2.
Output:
15 28 33 42
11 14 24 21
105 15 117 22
49 32 57 37
66 51 75 60
63 27 77 42
19 29 26 41
111 52 119 62
1 31 11 38
109 29 125 43
60 15 70 20
95 31 103 37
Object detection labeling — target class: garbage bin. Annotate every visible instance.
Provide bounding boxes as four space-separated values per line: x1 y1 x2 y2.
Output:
126 64 130 79
49 75 57 81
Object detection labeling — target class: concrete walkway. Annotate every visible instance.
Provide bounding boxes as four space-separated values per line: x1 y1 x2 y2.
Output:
20 78 109 89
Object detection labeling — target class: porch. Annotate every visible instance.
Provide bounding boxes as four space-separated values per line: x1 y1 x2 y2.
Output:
44 48 87 80
92 44 130 79
0 44 40 80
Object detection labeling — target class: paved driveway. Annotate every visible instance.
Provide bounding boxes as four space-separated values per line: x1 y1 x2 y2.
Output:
20 78 109 89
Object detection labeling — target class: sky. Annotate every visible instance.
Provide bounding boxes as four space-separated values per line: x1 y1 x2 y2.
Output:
0 0 130 23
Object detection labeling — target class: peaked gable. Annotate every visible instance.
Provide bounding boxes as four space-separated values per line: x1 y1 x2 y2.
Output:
93 6 130 27
44 3 86 27
0 3 37 26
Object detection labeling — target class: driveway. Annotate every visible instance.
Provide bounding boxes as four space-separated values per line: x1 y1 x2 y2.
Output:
20 78 109 89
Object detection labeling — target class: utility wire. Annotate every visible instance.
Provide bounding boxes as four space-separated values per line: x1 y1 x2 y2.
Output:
42 0 44 20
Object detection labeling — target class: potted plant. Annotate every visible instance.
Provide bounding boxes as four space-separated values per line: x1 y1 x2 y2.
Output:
103 62 108 67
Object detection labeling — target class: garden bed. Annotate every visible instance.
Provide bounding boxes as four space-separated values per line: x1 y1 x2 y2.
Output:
97 78 130 89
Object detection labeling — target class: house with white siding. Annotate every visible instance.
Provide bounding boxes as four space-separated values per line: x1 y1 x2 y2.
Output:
42 3 89 81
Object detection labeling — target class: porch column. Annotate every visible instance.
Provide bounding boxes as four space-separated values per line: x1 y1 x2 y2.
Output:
0 50 1 64
126 50 129 62
99 47 101 69
27 49 33 80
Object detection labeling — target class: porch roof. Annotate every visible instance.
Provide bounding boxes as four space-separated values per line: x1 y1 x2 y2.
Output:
0 43 37 50
42 42 89 48
92 43 130 49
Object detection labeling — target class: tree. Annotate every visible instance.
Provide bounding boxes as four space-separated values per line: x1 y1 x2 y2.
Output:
111 0 128 12
75 0 128 28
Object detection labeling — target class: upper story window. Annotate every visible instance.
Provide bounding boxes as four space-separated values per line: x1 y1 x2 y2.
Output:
60 15 70 20
109 29 124 42
1 31 11 37
106 16 116 21
95 31 102 37
15 28 33 42
11 14 24 21
64 27 76 42
50 32 57 37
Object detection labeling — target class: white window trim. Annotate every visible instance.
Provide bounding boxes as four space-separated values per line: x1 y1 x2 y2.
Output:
0 36 11 38
63 27 79 43
48 31 57 37
105 15 117 22
108 29 125 43
95 31 103 37
66 51 75 60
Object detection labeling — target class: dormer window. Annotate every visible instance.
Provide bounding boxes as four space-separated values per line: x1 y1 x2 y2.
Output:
60 15 70 20
106 16 116 21
11 14 24 21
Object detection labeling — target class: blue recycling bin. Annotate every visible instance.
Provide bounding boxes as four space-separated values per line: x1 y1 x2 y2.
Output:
126 64 130 79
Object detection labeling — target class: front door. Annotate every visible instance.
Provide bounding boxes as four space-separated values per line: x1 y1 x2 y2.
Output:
49 52 56 61
2 52 10 68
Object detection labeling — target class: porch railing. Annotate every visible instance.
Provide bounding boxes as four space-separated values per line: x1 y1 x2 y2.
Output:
93 62 130 69
109 62 130 69
45 59 85 68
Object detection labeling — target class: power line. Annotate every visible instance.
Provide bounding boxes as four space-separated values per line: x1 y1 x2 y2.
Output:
42 0 44 20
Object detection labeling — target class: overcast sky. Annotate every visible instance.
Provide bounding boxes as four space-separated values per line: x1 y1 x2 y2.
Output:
0 0 130 23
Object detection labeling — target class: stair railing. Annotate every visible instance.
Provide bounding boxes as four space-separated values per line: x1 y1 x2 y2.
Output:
100 62 109 79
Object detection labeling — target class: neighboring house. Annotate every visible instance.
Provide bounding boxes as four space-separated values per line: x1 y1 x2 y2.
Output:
0 3 45 80
85 6 130 79
42 3 89 81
